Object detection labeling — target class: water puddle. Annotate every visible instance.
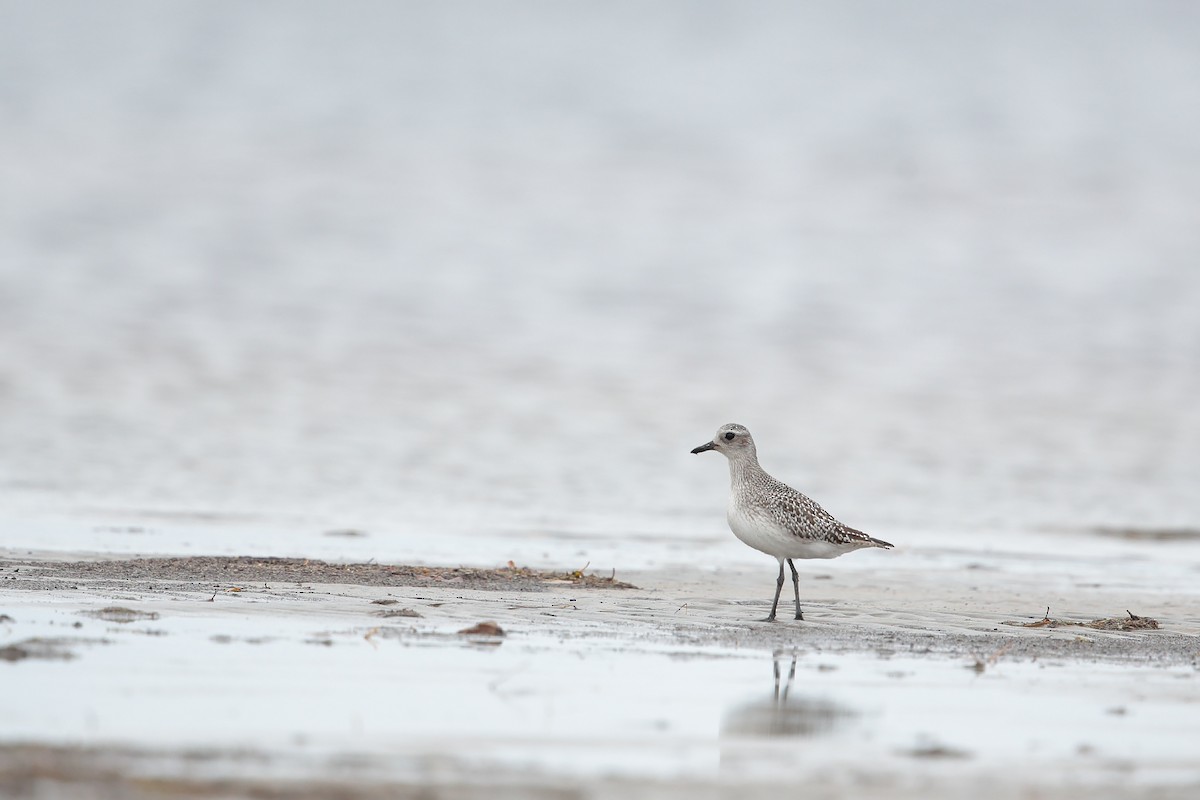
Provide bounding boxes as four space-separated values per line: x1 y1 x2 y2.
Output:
2 600 1198 787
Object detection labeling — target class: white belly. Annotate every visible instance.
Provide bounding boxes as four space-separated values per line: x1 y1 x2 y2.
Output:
727 505 848 560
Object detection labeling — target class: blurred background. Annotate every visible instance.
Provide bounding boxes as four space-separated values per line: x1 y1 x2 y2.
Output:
1 0 1198 565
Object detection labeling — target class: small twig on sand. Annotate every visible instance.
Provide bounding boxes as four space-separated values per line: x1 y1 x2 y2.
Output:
1018 607 1055 628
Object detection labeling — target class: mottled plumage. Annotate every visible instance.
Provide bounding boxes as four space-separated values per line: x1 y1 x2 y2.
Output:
691 422 892 621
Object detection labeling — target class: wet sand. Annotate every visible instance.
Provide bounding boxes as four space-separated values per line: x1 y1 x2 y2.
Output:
3 551 1199 664
5 743 1200 800
3 546 1199 799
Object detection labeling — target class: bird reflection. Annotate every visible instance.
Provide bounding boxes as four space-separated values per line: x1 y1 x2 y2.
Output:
721 650 856 738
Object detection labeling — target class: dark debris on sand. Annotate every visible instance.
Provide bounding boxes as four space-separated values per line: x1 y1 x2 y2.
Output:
0 637 88 662
5 556 637 593
1007 609 1161 632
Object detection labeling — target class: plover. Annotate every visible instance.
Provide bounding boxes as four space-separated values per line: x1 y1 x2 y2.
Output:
691 423 892 621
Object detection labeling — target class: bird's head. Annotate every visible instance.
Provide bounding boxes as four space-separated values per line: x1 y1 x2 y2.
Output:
691 423 755 460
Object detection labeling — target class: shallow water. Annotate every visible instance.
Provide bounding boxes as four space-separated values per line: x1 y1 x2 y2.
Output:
2 598 1198 787
1 2 1199 565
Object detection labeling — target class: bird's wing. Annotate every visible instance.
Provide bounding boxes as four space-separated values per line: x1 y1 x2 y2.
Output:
761 481 892 549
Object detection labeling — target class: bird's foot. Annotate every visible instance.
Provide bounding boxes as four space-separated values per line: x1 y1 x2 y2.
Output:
760 614 777 623
794 612 804 621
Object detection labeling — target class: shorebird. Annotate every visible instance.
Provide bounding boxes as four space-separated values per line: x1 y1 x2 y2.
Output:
691 423 892 621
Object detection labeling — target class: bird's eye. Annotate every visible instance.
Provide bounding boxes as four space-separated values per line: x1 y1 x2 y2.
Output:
723 432 735 441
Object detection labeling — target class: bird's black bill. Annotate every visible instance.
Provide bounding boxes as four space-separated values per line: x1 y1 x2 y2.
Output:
690 441 716 454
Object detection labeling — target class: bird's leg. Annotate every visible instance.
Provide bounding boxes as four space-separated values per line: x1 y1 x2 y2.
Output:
762 560 785 622
787 559 803 620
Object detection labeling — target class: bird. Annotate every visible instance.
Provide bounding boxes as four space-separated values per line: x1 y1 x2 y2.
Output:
691 423 892 622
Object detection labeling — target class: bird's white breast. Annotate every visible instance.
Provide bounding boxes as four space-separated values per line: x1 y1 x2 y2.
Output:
727 502 848 560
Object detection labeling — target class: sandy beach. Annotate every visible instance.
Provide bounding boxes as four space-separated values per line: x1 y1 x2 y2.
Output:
4 530 1199 799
